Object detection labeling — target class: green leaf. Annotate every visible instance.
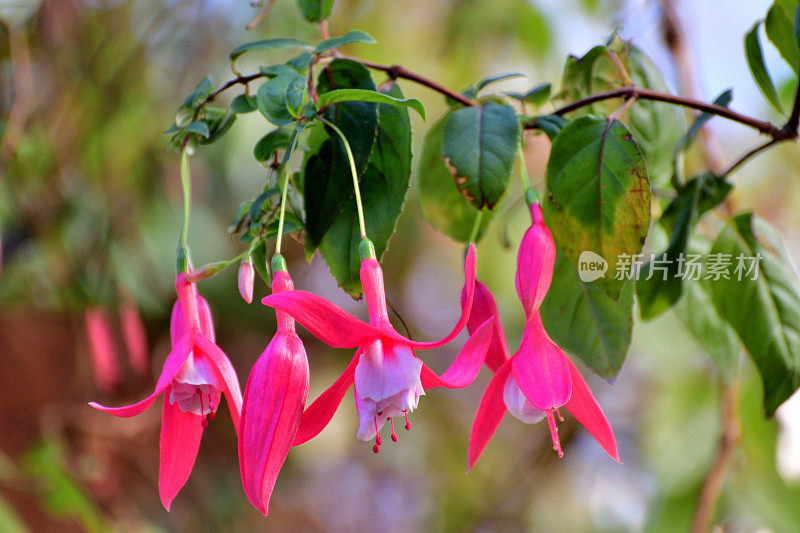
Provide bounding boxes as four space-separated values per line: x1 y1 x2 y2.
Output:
254 128 293 162
454 72 525 103
675 89 732 156
417 113 492 242
257 73 304 126
557 39 684 186
183 120 210 138
557 45 608 107
636 172 732 319
314 30 376 54
506 82 552 106
543 116 651 298
745 21 785 114
231 94 257 114
707 213 800 415
529 113 568 141
795 0 800 49
440 102 520 209
317 88 425 119
625 46 686 187
316 83 413 296
316 59 378 175
229 38 312 62
540 250 634 379
676 269 741 384
304 59 378 257
181 76 212 109
284 75 309 119
251 240 271 287
766 1 800 73
296 0 334 22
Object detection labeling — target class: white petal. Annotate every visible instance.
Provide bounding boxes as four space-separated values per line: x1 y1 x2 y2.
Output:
503 373 546 424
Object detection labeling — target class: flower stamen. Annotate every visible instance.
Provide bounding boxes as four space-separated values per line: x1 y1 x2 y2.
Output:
404 411 411 431
390 417 398 442
545 410 563 458
373 416 382 453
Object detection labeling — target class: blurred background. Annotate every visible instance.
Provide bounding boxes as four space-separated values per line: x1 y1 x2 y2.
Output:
2 0 800 531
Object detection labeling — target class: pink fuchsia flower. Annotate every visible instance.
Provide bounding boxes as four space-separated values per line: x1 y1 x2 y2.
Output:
467 201 619 470
85 307 121 394
262 240 493 452
90 273 243 510
238 263 309 515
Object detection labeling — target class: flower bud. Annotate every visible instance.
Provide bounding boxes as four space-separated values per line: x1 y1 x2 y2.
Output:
238 259 255 304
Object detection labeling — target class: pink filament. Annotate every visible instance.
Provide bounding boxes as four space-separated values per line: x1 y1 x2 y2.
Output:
546 410 563 458
404 411 411 431
390 417 398 442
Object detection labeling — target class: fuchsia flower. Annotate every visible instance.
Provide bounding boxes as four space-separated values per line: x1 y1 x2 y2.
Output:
90 273 243 510
262 241 493 452
467 202 620 469
238 266 309 515
85 307 121 394
120 298 149 377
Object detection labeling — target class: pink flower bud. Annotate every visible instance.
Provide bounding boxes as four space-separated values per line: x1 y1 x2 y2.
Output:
85 307 121 394
238 260 255 304
120 298 149 377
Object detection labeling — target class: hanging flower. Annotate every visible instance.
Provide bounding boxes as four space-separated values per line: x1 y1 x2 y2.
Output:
90 273 243 510
84 307 121 394
261 241 493 452
467 202 619 469
238 266 309 515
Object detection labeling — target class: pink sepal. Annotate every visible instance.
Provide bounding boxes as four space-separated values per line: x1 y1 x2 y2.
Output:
89 334 193 417
467 359 512 471
421 318 493 389
292 351 360 446
194 335 244 434
238 332 309 515
158 387 204 511
461 280 509 372
262 292 383 348
564 357 620 462
386 244 478 349
510 313 571 412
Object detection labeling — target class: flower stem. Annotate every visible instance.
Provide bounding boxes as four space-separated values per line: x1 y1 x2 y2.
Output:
518 144 530 191
518 144 539 206
318 117 367 239
275 127 303 254
177 146 192 271
467 209 483 244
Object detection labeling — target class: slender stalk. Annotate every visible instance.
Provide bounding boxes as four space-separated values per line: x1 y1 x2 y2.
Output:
467 209 484 244
318 117 368 238
275 130 302 254
179 147 191 250
518 144 531 191
721 138 780 178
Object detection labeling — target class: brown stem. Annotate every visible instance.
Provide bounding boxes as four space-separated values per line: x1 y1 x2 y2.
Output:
245 0 276 31
0 27 35 162
660 0 726 173
721 138 781 177
335 53 476 107
542 86 784 137
692 380 742 533
190 73 264 122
